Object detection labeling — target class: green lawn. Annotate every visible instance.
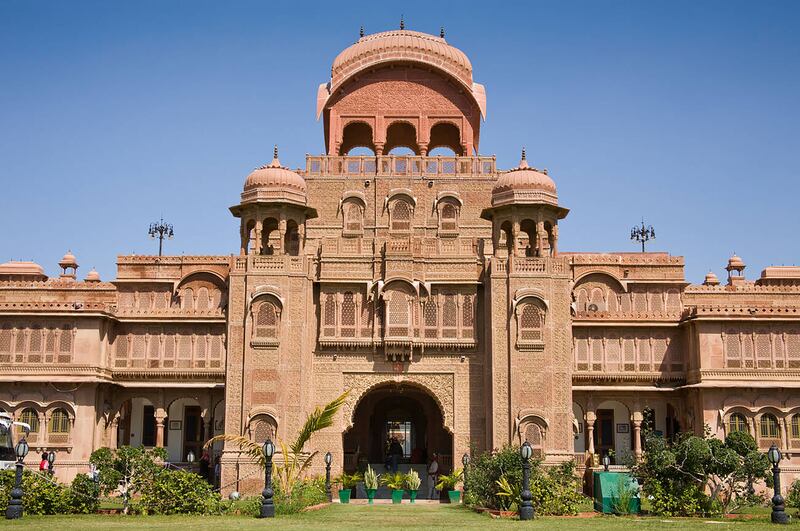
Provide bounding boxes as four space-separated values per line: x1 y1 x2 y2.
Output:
3 504 798 530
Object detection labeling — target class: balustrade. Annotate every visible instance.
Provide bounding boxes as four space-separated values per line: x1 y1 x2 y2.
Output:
304 155 496 177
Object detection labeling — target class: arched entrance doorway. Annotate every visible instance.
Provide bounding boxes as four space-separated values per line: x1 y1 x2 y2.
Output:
343 383 453 497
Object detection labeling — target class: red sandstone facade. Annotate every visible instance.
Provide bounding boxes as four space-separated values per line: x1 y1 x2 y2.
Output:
2 28 799 494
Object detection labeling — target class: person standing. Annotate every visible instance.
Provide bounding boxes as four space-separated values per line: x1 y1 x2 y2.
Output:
39 452 48 472
427 453 439 499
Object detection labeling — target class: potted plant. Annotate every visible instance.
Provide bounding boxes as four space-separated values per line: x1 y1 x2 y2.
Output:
364 464 379 505
382 471 406 504
334 471 362 504
435 468 463 504
405 469 421 503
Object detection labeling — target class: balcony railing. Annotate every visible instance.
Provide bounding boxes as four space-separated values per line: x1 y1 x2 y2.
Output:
304 155 496 177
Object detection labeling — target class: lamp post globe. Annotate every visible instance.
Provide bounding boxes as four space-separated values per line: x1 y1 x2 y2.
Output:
602 454 611 472
767 444 789 524
519 442 534 520
324 451 333 502
6 439 29 520
47 450 56 475
260 439 275 518
186 451 195 466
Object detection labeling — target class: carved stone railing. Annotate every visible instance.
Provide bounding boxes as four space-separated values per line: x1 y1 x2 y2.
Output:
231 255 307 274
304 155 496 177
510 257 569 276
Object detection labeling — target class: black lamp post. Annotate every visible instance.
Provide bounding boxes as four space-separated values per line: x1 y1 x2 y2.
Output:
324 451 332 502
148 217 174 257
462 453 470 496
6 438 29 520
260 439 275 518
602 453 611 472
519 442 534 521
186 450 195 471
47 450 55 475
767 444 789 524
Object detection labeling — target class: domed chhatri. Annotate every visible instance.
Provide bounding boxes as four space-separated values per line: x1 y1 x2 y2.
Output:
703 271 720 286
491 149 559 207
240 146 308 207
58 250 79 279
85 268 101 282
726 253 746 271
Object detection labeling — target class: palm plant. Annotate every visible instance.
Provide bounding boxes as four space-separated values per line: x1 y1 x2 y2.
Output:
381 471 406 491
435 468 463 491
405 469 421 491
204 390 348 496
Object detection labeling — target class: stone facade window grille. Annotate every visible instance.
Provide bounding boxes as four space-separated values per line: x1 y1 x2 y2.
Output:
252 299 281 348
760 413 780 439
342 200 364 236
516 299 546 351
438 201 459 236
728 412 749 434
390 200 412 232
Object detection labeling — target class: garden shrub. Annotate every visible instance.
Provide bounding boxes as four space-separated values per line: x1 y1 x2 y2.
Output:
787 479 800 509
0 469 67 515
136 469 223 515
65 473 100 514
463 445 583 515
242 476 327 516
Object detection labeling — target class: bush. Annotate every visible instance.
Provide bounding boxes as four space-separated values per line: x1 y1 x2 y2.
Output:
0 469 67 515
136 469 223 515
787 479 800 509
243 477 327 516
463 445 583 515
65 473 100 514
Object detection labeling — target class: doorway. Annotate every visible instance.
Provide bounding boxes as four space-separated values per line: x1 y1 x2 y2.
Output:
183 406 205 462
595 409 614 461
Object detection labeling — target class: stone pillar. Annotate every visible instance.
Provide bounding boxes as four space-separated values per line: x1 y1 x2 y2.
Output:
512 220 521 258
418 143 428 157
155 409 167 448
110 416 120 449
781 417 789 451
536 221 545 257
278 216 287 255
254 217 263 255
551 225 559 256
586 411 596 456
375 142 385 156
633 421 643 459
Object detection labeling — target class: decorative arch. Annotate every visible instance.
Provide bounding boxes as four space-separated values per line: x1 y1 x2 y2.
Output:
249 285 285 309
341 192 366 235
342 373 455 435
340 121 375 155
429 121 463 156
574 271 628 292
246 407 280 442
516 410 549 457
385 121 419 154
513 293 548 351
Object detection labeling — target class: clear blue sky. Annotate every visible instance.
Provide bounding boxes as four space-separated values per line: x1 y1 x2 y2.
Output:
1 0 798 283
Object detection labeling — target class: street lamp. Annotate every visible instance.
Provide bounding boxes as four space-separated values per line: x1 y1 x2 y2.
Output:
6 438 29 519
187 450 195 467
519 442 534 521
767 444 789 524
324 452 333 502
47 450 56 475
602 454 611 472
630 219 656 252
260 439 275 518
462 453 470 496
148 217 174 257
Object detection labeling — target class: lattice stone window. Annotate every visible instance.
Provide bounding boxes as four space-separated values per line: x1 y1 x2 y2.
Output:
728 413 749 434
250 414 277 442
0 326 11 363
323 293 336 337
49 408 71 434
517 299 545 350
522 419 546 458
791 414 800 441
438 201 459 235
343 200 364 235
341 292 356 338
255 302 278 339
360 294 372 338
386 289 412 337
462 295 474 339
424 298 438 338
760 414 780 439
390 200 412 232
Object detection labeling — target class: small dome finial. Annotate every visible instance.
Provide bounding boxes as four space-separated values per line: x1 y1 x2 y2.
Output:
521 147 526 161
360 25 364 38
400 15 405 30
273 145 279 160
440 26 445 38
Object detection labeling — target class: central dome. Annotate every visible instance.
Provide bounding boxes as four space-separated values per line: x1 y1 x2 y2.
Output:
331 29 473 91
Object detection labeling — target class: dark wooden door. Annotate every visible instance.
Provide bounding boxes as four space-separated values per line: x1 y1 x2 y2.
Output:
595 409 615 461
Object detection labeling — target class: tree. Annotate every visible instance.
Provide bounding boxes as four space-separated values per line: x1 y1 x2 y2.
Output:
89 446 168 514
633 427 769 516
206 391 348 497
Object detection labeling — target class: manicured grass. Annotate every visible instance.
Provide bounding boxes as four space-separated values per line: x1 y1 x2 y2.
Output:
3 504 798 530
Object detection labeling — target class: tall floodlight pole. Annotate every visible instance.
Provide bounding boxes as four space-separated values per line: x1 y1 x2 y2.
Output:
148 217 174 257
630 219 655 252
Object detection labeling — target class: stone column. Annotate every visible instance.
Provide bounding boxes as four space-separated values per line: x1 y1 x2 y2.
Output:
278 217 287 255
512 220 521 258
110 416 120 449
586 411 596 456
155 409 167 448
254 217 263 255
633 421 643 459
781 417 789 451
536 221 545 257
551 225 559 256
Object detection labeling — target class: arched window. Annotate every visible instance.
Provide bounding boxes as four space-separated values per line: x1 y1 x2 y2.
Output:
442 294 458 338
254 302 278 339
261 218 279 255
343 200 364 234
181 288 194 310
423 297 438 338
340 122 375 156
519 302 544 342
439 202 458 234
728 412 749 434
249 414 277 442
390 200 412 232
49 408 71 434
385 288 412 337
760 413 780 439
285 220 300 256
791 414 800 440
322 293 336 337
19 408 39 434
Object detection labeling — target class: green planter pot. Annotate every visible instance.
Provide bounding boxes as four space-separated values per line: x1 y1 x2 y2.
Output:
338 489 352 504
408 490 418 503
448 490 461 504
367 488 377 504
391 489 404 504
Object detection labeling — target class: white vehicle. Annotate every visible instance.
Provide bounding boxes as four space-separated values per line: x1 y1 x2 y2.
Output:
0 412 30 471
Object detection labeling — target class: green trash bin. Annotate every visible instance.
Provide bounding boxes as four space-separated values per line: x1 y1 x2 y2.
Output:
593 471 641 514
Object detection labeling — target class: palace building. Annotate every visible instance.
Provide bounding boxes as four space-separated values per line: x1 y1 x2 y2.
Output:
2 26 800 494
